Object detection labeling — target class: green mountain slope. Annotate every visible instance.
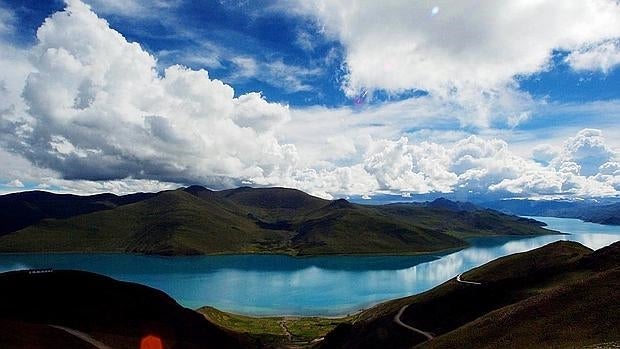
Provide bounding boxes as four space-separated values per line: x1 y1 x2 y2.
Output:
318 241 620 349
212 186 329 220
290 200 467 255
0 187 553 255
379 204 548 237
0 190 290 255
0 190 156 236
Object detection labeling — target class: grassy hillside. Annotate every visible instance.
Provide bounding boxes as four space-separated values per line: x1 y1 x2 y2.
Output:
0 190 291 255
290 201 468 255
378 204 548 237
0 190 155 236
318 241 620 349
0 187 554 255
212 186 329 221
0 269 245 349
198 306 353 348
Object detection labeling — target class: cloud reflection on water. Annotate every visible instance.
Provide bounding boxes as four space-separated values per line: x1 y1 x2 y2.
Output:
0 217 617 316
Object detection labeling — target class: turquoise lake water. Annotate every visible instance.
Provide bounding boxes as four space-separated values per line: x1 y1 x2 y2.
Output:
0 216 618 316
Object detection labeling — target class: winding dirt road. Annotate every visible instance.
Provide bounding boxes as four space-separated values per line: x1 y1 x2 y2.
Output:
279 319 293 342
456 273 482 285
392 272 484 341
49 325 115 349
393 304 434 341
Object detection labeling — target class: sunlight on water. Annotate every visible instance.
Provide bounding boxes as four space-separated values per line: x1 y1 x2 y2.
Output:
0 263 31 273
0 216 617 316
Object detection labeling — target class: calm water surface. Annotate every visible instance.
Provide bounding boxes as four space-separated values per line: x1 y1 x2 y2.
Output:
0 216 618 316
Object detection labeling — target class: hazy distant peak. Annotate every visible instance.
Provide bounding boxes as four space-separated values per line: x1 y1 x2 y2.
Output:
328 198 355 209
183 185 212 193
427 197 478 212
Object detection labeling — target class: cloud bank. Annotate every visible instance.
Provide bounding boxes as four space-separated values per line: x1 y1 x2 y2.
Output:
0 0 618 199
285 0 620 125
2 0 296 189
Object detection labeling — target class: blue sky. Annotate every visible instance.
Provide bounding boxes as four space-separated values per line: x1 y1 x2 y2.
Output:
0 0 619 200
9 0 619 108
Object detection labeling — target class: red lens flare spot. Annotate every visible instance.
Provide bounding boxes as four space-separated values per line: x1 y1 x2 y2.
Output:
140 335 163 349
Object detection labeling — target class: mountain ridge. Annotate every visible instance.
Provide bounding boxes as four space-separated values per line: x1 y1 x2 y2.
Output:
482 198 620 225
0 190 157 236
0 187 554 256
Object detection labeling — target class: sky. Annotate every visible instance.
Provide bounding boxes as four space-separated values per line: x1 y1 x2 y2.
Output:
0 0 619 201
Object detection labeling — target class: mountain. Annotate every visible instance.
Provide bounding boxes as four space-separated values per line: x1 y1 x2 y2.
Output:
0 269 245 349
318 240 620 349
575 202 620 225
483 199 620 225
0 187 553 256
212 186 329 220
424 197 478 212
287 199 468 255
0 190 156 236
0 189 288 255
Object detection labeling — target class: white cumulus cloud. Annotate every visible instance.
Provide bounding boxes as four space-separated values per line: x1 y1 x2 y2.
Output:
566 40 620 73
1 0 297 188
0 0 619 201
284 0 620 125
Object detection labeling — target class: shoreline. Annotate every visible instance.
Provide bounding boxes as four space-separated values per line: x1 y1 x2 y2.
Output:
0 246 465 258
0 232 560 258
2 226 614 320
197 305 364 320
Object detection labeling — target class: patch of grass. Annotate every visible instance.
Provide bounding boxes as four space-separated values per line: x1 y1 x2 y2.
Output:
285 317 351 341
197 306 354 345
198 307 284 337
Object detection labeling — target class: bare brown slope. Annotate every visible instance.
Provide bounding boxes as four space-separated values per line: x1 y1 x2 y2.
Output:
0 319 99 349
0 269 245 349
419 267 620 349
319 241 618 349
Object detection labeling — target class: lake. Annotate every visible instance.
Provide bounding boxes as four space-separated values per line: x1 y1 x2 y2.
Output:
0 216 618 316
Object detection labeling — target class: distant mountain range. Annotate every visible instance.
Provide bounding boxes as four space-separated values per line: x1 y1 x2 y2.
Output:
319 240 620 349
0 187 552 256
482 199 620 225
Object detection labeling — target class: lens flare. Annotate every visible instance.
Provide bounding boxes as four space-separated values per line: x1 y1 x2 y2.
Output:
354 89 368 106
140 335 163 349
431 6 440 16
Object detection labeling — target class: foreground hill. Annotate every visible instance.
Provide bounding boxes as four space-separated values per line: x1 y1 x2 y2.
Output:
318 240 620 349
0 269 245 349
0 187 553 255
